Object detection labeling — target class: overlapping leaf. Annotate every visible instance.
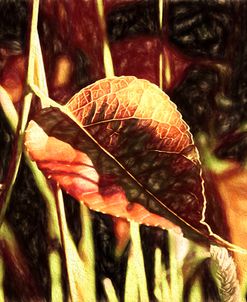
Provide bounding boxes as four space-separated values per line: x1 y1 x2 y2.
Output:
25 76 244 249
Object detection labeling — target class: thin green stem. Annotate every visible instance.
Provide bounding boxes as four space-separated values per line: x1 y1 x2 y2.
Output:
0 0 40 225
96 0 115 77
189 278 203 302
56 189 96 302
154 248 163 301
168 231 183 302
78 204 96 301
124 248 138 302
154 247 172 302
33 32 49 98
103 278 118 302
56 189 78 302
130 222 149 302
25 1 64 299
161 263 172 302
26 160 63 302
0 86 18 131
49 251 63 302
0 92 32 225
0 99 63 300
25 158 61 241
0 258 4 302
27 0 40 84
159 0 163 90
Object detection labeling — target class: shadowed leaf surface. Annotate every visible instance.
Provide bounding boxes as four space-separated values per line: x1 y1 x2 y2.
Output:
25 76 225 243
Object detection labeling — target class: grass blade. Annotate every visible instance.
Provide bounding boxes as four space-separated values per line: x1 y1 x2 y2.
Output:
1 87 63 302
124 247 139 302
0 258 4 302
49 251 63 302
103 278 118 302
168 231 184 302
154 247 172 302
154 248 163 301
33 32 49 98
0 86 18 131
0 0 40 225
159 0 163 90
78 204 96 301
96 0 115 77
0 93 31 226
161 263 172 302
57 189 95 302
189 278 203 302
27 0 40 84
130 222 149 302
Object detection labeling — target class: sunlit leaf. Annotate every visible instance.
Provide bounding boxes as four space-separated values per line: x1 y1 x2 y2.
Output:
25 76 246 251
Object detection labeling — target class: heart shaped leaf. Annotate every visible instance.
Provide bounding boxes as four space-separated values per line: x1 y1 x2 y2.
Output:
25 76 245 252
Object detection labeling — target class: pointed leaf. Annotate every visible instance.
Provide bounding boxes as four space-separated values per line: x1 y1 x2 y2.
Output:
25 76 246 251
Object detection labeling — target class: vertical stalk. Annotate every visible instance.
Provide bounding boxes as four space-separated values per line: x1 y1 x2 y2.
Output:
168 231 183 302
0 0 64 298
103 278 118 302
56 189 78 302
78 204 96 300
159 0 164 90
49 251 63 302
0 0 40 225
96 0 115 77
0 86 64 301
0 258 4 302
26 2 65 300
154 248 163 301
189 279 203 302
56 189 92 302
129 222 149 302
124 247 138 302
26 160 63 302
0 86 18 131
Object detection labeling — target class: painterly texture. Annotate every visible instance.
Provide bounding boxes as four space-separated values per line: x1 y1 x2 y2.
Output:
0 0 247 301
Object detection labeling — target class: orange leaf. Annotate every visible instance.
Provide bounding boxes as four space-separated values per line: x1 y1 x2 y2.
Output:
25 76 246 251
25 120 180 233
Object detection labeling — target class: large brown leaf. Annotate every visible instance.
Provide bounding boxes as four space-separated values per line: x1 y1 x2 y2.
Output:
25 76 245 251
